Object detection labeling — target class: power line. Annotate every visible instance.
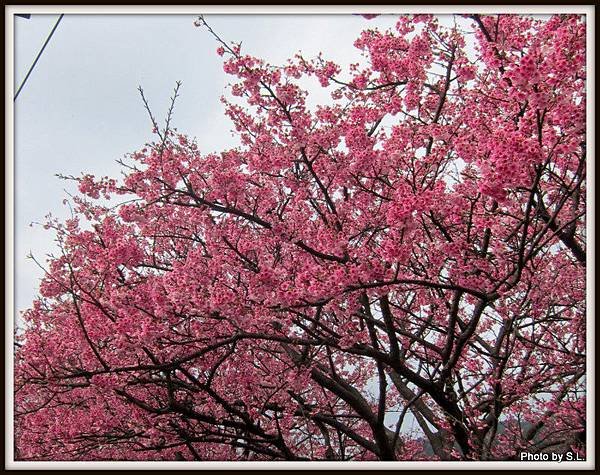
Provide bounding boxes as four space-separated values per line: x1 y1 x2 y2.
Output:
14 14 64 101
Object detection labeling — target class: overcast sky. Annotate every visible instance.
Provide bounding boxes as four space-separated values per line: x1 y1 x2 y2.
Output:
13 13 410 315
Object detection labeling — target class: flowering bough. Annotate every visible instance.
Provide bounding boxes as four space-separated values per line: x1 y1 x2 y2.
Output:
15 14 586 461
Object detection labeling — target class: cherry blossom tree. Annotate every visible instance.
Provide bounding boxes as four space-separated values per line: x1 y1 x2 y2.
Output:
15 13 586 461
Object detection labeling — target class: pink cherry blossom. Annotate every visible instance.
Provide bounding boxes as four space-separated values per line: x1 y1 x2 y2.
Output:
15 13 586 462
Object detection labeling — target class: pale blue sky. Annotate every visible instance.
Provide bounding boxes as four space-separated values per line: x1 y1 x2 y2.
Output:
13 13 403 314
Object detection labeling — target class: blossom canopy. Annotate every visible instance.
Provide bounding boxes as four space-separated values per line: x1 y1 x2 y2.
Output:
15 13 586 462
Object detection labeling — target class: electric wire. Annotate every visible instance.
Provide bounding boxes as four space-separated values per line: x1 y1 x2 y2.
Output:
14 14 64 101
